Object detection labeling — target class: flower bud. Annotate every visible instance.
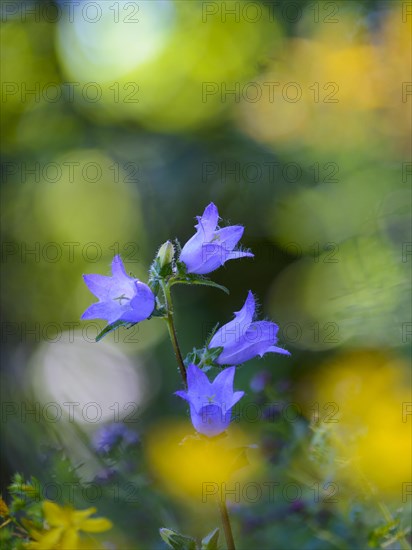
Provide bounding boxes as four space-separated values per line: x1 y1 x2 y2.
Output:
157 241 174 268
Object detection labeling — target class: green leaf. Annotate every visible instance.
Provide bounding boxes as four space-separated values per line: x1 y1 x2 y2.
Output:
229 447 250 474
199 346 223 369
184 348 203 369
150 304 167 318
8 475 41 502
10 498 27 513
206 346 224 363
368 519 400 547
171 262 229 294
171 277 229 295
201 528 219 550
204 323 220 347
8 473 24 495
95 320 129 342
184 346 224 371
148 276 160 296
159 528 197 550
173 239 182 256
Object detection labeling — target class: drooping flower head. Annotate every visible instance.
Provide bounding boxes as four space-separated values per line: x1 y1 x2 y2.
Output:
175 364 244 437
24 500 112 550
179 203 253 275
208 291 290 366
81 255 155 325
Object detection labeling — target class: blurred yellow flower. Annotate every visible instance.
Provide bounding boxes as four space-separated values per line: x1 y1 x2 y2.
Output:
25 501 112 550
146 421 263 503
238 6 410 153
0 497 9 518
297 351 412 497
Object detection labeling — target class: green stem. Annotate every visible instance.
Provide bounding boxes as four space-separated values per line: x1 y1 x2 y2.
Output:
218 499 236 550
0 519 12 529
161 278 236 549
161 280 187 387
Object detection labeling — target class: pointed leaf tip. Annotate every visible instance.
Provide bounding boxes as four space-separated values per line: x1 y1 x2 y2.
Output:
159 528 197 550
201 527 220 550
95 320 129 342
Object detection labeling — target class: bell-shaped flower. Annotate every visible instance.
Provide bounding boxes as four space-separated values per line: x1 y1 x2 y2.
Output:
208 291 290 366
179 202 253 275
175 364 244 437
81 255 155 325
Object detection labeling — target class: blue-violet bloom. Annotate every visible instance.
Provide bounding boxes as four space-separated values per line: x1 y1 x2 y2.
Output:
208 291 290 365
92 423 139 454
179 202 253 275
175 364 244 437
81 255 155 324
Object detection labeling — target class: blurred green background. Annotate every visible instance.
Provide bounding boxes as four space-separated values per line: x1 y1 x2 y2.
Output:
1 0 411 548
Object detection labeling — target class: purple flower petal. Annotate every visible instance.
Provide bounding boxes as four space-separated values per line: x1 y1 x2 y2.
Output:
175 364 244 437
210 366 236 403
194 243 230 275
181 364 214 413
195 202 219 239
266 345 291 356
83 274 113 300
225 250 254 261
179 203 253 275
208 293 290 365
81 256 155 325
209 291 255 350
212 225 244 249
81 301 122 324
179 233 205 272
191 404 231 437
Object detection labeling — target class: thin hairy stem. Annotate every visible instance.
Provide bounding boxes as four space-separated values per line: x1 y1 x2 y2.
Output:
161 281 187 386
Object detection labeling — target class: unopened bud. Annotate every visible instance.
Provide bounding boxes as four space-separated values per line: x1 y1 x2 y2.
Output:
157 241 174 268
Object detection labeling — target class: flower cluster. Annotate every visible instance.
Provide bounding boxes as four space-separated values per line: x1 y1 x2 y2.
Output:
81 203 289 439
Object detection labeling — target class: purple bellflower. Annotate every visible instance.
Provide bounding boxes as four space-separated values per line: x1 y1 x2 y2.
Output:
179 202 253 275
175 364 244 437
208 291 290 366
81 255 155 324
